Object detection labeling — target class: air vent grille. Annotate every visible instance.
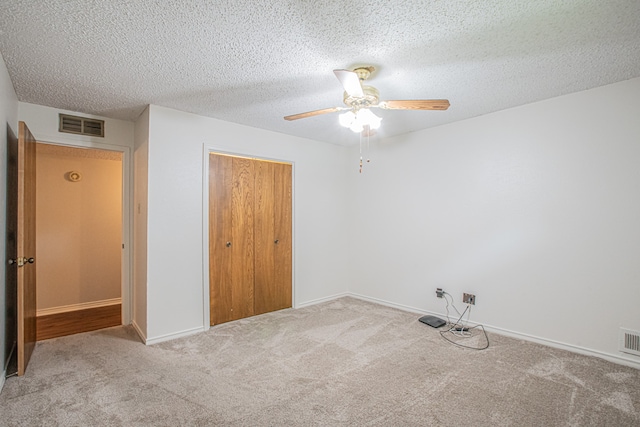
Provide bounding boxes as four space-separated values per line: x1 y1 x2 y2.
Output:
620 328 640 357
59 114 104 137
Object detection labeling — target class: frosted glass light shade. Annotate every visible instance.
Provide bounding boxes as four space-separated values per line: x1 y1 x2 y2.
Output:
339 111 356 127
357 109 382 130
338 109 382 133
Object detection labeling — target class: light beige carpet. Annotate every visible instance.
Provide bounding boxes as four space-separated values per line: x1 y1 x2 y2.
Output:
1 297 638 426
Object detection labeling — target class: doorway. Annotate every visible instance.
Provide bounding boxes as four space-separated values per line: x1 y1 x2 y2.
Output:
34 143 123 340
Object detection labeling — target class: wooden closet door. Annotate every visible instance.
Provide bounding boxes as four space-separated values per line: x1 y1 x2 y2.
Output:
254 161 275 315
210 154 290 324
209 154 255 325
209 154 233 325
254 161 292 315
230 157 255 320
272 162 292 311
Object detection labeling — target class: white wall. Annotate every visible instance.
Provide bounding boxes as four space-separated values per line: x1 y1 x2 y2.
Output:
0 53 19 386
348 77 640 366
133 107 149 339
144 105 350 342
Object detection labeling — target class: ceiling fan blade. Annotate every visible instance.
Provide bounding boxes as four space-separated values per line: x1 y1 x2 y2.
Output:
333 69 364 97
378 100 450 110
283 107 341 121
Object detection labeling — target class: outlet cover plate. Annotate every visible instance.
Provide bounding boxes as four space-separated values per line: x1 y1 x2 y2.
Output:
463 293 476 305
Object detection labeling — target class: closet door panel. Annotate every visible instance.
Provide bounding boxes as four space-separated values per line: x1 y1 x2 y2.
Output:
273 162 292 311
254 161 276 315
209 154 234 325
231 157 255 320
209 154 291 325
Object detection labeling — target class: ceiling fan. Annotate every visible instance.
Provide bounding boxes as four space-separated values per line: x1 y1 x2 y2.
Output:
284 66 450 134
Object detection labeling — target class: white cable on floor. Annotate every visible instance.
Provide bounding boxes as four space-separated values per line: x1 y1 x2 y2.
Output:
438 293 489 350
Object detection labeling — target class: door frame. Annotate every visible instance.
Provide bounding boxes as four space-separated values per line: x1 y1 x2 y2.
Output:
201 144 296 332
34 138 133 325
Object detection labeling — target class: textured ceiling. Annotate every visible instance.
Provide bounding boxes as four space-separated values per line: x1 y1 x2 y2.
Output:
1 0 639 145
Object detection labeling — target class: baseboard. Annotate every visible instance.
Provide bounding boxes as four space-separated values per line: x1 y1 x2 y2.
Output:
131 320 147 344
481 324 640 370
141 293 347 344
139 293 346 345
145 326 205 346
347 292 640 370
37 298 122 317
0 369 5 394
348 293 428 315
295 292 350 309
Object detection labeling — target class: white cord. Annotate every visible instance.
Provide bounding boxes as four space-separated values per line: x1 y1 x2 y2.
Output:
442 291 462 321
448 304 469 337
437 293 489 350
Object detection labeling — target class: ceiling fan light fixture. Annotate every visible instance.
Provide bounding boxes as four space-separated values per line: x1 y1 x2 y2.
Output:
339 108 382 133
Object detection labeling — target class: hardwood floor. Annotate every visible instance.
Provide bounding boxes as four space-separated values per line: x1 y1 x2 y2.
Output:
36 304 121 341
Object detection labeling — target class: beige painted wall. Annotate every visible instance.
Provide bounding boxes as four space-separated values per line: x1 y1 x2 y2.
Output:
36 144 122 310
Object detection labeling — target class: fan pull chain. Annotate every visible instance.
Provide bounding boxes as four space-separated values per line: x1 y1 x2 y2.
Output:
357 126 374 173
366 129 371 163
359 130 363 173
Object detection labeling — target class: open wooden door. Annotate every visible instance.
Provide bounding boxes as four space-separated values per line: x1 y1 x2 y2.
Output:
6 121 37 376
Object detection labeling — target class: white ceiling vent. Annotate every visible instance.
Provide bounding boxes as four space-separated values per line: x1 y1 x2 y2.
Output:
619 328 640 357
59 114 104 137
